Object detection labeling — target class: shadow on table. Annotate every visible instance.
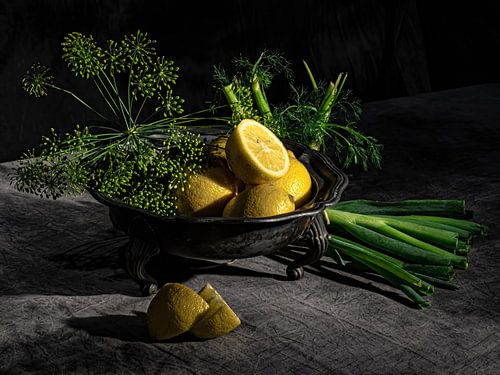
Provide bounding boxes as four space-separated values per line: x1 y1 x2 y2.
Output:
267 249 416 308
149 252 287 287
66 311 206 343
37 238 284 297
48 236 128 271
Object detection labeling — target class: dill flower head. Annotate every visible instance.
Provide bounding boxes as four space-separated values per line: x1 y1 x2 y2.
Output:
62 32 105 78
21 63 54 97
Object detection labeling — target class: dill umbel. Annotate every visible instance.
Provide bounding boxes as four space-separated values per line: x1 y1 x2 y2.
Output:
14 31 209 216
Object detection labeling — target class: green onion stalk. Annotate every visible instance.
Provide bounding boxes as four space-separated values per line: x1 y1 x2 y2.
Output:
323 200 487 309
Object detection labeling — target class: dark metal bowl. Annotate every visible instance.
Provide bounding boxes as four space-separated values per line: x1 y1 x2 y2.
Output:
89 137 348 295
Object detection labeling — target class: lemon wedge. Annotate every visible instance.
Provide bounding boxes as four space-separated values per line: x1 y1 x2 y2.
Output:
146 283 209 341
189 283 241 339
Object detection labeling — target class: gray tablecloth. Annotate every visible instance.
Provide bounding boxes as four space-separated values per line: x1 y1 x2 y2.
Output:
1 84 499 374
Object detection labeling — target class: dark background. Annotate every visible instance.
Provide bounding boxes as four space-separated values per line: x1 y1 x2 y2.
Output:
0 0 499 162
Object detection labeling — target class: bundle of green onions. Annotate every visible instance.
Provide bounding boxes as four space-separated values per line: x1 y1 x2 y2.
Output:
324 200 487 308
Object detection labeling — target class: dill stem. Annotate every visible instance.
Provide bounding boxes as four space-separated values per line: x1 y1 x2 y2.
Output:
328 123 370 144
93 75 120 121
144 117 228 127
87 123 121 133
141 108 163 124
104 72 132 129
126 69 134 128
134 98 148 124
48 84 109 121
327 128 353 148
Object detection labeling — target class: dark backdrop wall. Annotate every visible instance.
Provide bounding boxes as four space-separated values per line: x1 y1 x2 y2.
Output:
0 0 498 162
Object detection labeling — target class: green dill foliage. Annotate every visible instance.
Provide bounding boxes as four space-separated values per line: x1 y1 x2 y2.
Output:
214 65 260 124
215 52 382 170
14 31 208 216
213 50 292 128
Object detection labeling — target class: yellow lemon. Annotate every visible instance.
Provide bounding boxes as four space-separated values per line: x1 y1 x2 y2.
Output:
209 135 229 160
223 184 295 218
225 119 290 184
272 158 313 208
176 165 238 217
146 283 209 341
287 149 296 159
189 283 241 339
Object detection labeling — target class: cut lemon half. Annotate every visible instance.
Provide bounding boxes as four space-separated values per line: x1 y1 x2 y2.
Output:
225 119 290 184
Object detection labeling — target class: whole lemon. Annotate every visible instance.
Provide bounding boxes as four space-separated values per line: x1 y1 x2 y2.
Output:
209 135 229 160
272 157 312 208
176 165 238 217
146 283 209 341
223 184 295 218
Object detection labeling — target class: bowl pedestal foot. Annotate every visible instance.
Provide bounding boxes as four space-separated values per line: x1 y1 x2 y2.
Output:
286 213 329 280
115 211 331 294
121 236 160 296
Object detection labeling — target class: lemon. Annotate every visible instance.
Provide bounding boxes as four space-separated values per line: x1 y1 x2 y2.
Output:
272 157 313 208
223 184 295 218
146 283 209 341
189 283 241 339
209 135 229 160
176 164 238 217
287 149 296 159
225 119 290 184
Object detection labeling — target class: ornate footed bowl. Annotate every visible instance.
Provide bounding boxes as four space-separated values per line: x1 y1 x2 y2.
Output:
89 137 348 295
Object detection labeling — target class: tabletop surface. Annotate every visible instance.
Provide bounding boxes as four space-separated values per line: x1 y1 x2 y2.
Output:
1 84 499 374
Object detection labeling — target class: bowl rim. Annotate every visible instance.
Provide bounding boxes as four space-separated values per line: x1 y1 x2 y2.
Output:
88 139 348 224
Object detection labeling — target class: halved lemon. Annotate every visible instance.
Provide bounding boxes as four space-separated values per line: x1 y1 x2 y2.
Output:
225 119 290 184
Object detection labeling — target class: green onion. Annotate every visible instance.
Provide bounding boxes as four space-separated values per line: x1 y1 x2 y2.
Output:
410 273 459 290
373 215 459 251
391 216 473 241
401 264 454 281
334 199 467 217
405 215 487 236
329 236 426 290
327 210 454 266
322 200 486 308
